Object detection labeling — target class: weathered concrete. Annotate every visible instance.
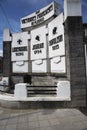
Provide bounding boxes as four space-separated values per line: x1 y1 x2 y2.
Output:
64 16 86 107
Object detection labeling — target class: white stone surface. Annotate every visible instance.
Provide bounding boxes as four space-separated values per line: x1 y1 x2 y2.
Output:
12 61 28 73
51 56 66 73
31 26 47 60
31 26 47 73
14 83 27 98
0 86 4 91
48 13 65 58
21 1 60 28
11 32 29 73
0 93 71 101
64 0 81 20
3 28 12 42
48 13 66 73
11 32 29 61
32 59 47 73
57 81 71 99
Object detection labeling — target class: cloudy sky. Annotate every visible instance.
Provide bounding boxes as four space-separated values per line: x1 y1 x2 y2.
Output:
0 0 87 56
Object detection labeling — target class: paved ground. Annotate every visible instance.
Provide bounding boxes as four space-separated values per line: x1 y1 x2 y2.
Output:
0 107 87 130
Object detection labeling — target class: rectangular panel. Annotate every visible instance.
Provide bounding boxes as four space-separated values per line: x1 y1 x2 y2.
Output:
48 13 65 58
31 26 47 60
32 60 47 73
50 56 66 73
12 61 28 73
21 1 60 28
11 32 29 61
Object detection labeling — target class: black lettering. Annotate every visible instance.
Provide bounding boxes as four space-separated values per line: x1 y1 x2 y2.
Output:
22 16 36 24
31 21 36 26
31 17 44 25
16 52 24 56
37 50 39 54
32 43 44 50
12 46 27 52
34 51 36 54
39 50 42 53
57 35 63 43
34 49 42 54
49 35 63 46
22 4 53 24
52 44 59 50
37 4 53 19
36 17 44 24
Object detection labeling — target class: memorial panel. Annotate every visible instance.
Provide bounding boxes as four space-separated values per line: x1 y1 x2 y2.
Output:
48 13 65 58
31 26 47 73
11 32 29 61
31 26 47 60
48 13 66 73
11 32 29 73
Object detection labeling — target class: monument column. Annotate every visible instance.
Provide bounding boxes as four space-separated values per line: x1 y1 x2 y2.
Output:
64 0 86 107
3 29 12 78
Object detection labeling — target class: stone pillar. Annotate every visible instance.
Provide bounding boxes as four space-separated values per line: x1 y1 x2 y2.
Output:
3 29 12 78
64 0 86 107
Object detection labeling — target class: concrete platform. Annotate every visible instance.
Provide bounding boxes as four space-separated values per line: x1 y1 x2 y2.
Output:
0 92 71 109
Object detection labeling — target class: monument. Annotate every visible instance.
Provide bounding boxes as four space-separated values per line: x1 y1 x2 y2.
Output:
2 0 86 107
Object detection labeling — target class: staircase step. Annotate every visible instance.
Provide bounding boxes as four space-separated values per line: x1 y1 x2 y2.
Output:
27 93 56 97
26 85 56 87
27 85 57 97
28 90 56 93
27 94 57 97
28 92 56 94
27 87 56 90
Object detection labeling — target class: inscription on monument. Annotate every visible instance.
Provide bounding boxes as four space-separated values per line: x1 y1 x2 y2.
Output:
12 46 27 56
49 35 63 50
32 43 44 54
22 4 53 26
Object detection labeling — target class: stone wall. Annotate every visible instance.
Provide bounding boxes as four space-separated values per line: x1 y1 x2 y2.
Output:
3 42 12 77
64 16 86 107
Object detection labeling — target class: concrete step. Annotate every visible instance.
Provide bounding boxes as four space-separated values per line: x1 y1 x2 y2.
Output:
28 91 56 94
28 94 56 97
27 87 56 90
27 85 57 97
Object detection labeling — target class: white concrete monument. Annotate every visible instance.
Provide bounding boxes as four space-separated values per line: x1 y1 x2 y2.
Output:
57 81 71 99
14 83 27 98
48 13 66 73
11 32 29 73
21 2 60 28
31 26 47 73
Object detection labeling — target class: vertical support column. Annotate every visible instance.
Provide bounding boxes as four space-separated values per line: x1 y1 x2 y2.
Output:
3 42 12 76
3 29 12 85
46 32 50 74
28 39 32 73
64 0 86 107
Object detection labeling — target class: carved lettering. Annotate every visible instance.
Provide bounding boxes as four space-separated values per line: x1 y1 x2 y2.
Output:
32 43 44 50
52 44 59 50
34 50 42 54
49 35 63 46
16 52 24 56
22 4 53 25
12 46 27 52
